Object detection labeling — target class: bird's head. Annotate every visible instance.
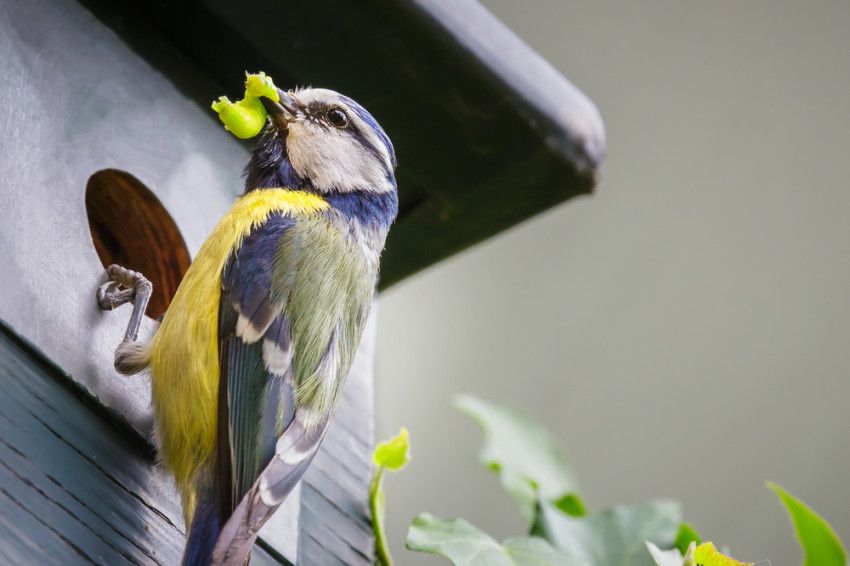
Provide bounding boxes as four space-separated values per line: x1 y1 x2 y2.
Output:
245 88 397 195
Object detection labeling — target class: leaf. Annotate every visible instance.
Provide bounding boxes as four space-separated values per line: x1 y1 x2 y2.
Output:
373 427 411 471
406 514 587 566
455 395 579 521
646 541 695 566
768 481 847 566
693 543 752 566
504 537 588 566
674 523 701 554
370 428 412 565
553 494 587 518
534 499 681 566
646 541 751 566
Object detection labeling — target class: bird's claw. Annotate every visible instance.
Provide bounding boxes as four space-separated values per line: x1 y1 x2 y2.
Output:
97 264 152 311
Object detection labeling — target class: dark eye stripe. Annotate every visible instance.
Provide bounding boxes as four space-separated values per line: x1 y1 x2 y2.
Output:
347 124 393 179
337 94 397 167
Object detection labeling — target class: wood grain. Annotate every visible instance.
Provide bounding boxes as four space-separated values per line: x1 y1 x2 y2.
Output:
0 322 298 565
0 323 185 565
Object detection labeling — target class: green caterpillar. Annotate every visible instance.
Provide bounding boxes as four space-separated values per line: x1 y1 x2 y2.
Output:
211 72 279 139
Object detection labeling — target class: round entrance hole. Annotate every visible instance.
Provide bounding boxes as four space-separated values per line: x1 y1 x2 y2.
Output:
85 169 191 319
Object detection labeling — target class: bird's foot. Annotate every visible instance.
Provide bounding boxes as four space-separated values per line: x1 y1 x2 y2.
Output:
97 264 153 344
97 264 151 311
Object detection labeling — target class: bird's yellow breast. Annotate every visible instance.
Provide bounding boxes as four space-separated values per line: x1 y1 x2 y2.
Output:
148 189 328 518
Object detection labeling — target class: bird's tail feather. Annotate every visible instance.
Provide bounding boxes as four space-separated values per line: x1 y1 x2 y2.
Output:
182 491 222 566
210 413 332 565
183 411 332 565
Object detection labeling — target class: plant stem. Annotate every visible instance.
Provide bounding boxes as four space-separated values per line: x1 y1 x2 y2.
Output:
370 465 392 566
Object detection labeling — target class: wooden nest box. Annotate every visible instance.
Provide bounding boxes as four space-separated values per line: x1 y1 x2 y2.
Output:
0 0 605 564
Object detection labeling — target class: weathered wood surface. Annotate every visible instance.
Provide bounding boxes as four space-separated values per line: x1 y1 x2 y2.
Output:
0 352 181 566
0 322 291 565
0 0 243 446
78 0 606 288
0 0 375 561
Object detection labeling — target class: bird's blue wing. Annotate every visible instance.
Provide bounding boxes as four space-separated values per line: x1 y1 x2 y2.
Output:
211 208 376 564
217 212 300 515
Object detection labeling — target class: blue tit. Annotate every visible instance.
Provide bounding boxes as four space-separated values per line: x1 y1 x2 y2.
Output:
98 85 397 565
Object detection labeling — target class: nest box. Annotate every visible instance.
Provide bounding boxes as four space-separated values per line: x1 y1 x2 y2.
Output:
0 0 604 564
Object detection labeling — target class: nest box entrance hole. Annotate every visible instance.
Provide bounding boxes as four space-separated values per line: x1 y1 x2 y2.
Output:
85 169 190 319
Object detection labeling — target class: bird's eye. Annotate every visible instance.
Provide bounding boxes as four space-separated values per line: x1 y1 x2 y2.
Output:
327 108 349 129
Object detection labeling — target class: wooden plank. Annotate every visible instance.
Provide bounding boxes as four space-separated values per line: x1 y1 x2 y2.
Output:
0 322 294 565
0 323 184 565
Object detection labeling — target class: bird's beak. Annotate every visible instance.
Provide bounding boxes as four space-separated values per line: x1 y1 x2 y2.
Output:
262 88 298 130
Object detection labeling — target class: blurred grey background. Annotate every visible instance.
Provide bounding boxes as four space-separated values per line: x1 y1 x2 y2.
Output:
374 0 850 563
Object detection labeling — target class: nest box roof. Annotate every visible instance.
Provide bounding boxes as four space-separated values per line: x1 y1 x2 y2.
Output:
83 0 606 287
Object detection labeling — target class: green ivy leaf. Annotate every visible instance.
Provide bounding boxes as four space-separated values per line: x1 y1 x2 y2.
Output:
646 542 753 566
553 493 587 518
768 481 847 566
406 513 587 566
645 541 694 566
533 499 681 566
373 427 411 470
504 537 588 566
455 395 579 521
674 523 701 554
692 542 752 565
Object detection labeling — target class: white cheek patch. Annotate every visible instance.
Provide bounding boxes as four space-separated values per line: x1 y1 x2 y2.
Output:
287 121 394 193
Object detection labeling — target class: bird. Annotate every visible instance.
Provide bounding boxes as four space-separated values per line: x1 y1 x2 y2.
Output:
96 85 398 565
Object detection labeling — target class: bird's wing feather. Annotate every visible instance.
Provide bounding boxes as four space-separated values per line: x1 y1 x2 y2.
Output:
217 212 297 517
216 331 296 509
215 209 375 555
